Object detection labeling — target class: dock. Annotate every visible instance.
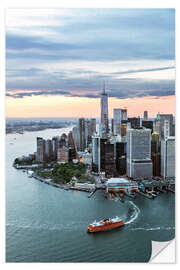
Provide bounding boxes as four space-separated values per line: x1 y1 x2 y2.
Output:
137 190 154 199
123 190 136 199
88 188 97 198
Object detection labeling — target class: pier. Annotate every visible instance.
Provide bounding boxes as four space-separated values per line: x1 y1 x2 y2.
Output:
136 190 154 199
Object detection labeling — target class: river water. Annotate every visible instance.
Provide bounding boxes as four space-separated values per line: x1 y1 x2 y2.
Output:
6 128 175 262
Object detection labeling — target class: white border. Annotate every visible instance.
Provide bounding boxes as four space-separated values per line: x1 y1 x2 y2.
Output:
0 0 179 269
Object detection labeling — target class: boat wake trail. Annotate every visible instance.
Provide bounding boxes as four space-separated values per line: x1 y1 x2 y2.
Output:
130 226 175 231
125 201 140 225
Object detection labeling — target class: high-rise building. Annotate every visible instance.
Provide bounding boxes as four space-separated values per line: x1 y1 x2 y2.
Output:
164 120 170 139
92 136 116 176
72 126 80 151
151 132 160 154
45 139 53 161
52 136 58 160
121 109 127 121
114 142 126 175
113 108 128 136
121 123 127 136
128 117 140 129
144 111 148 121
152 153 161 176
104 143 116 177
68 131 77 161
57 145 69 163
92 136 100 172
78 118 86 151
113 109 122 136
161 137 175 178
89 118 96 136
59 133 68 147
111 119 114 135
154 113 174 139
142 120 153 133
36 137 45 162
100 86 109 137
126 128 152 178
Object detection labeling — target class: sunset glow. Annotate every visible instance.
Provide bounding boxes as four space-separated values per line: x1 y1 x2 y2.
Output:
6 94 175 118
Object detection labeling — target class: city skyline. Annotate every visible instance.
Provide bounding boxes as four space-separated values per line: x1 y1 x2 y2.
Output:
6 9 175 118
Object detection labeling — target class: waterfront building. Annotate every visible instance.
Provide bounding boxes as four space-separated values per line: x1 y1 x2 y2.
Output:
142 120 153 133
106 178 138 193
36 137 45 162
152 153 161 176
79 118 86 151
128 117 140 129
92 136 100 171
126 128 152 178
144 111 148 121
92 136 116 176
103 142 116 177
100 86 109 137
161 136 175 178
114 142 126 175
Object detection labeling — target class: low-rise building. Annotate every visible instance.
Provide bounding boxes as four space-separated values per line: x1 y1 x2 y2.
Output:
106 178 138 193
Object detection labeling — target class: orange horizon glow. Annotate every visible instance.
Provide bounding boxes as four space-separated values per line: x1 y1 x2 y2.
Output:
6 95 175 118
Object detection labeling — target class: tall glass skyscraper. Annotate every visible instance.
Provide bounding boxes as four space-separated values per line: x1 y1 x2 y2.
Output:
100 86 109 137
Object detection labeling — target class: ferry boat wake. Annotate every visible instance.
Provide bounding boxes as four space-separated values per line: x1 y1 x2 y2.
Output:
125 201 140 225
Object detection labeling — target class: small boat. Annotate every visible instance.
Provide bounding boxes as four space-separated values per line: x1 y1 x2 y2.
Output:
27 170 34 178
87 216 124 233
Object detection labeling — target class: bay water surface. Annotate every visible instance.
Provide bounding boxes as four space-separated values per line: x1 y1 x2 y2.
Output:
6 128 175 262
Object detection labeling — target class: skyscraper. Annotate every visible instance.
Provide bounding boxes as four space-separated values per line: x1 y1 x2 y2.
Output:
128 117 140 129
72 126 80 151
126 128 152 178
142 120 153 133
161 137 175 178
79 118 86 151
36 137 45 162
144 111 148 121
154 113 174 139
113 108 128 136
113 109 122 136
100 85 109 137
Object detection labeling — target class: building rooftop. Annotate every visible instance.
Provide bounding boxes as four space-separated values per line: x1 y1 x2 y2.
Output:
107 178 129 184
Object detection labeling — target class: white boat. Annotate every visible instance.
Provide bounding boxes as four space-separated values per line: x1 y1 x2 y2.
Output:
27 170 34 177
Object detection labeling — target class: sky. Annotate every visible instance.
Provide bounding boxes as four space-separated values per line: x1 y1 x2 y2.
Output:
6 8 175 118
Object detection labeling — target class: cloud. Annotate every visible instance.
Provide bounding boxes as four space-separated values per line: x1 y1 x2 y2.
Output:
6 8 175 100
6 76 175 100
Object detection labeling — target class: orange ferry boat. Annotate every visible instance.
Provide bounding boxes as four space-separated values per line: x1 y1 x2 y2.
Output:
87 217 124 233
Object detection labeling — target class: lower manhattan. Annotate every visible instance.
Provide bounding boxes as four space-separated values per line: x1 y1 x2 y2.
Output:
6 8 175 262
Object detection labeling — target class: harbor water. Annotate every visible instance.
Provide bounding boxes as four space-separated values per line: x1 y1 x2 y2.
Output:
6 128 175 262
